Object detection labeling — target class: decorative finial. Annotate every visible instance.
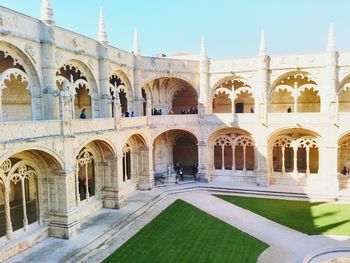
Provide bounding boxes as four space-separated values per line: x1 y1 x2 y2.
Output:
200 35 206 59
259 29 266 56
133 27 140 56
327 23 335 52
41 0 54 24
98 8 108 44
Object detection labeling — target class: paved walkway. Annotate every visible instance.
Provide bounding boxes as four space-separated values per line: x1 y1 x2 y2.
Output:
4 181 350 263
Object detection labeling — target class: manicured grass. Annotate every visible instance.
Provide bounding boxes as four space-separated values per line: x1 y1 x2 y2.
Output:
215 195 350 236
104 199 268 263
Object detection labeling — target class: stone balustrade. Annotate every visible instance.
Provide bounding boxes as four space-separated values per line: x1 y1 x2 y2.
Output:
0 120 61 142
0 112 349 142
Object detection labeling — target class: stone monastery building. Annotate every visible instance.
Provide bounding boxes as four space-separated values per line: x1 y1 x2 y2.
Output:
1 0 350 251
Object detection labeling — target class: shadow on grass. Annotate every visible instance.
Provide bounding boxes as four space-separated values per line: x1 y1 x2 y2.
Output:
214 195 350 236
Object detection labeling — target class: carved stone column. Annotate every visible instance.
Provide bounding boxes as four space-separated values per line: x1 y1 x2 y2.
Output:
41 22 59 120
137 147 155 190
103 155 126 208
48 169 79 239
98 44 111 118
3 185 13 239
197 141 209 182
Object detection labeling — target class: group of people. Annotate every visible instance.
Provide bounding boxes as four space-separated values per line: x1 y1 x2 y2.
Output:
122 111 136 117
152 108 163 115
174 161 198 182
341 166 350 176
180 107 198 114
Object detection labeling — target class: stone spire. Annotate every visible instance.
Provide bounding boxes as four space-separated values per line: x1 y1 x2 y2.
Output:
41 0 54 24
98 8 108 44
133 27 140 56
259 29 266 56
200 35 207 59
327 23 335 52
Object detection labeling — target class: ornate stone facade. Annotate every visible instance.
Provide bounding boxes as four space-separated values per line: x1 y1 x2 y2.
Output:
0 2 350 256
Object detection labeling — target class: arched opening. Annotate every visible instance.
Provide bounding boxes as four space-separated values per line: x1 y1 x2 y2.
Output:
145 77 198 115
338 134 350 175
75 140 115 205
209 128 255 180
270 72 320 113
0 51 33 121
153 130 198 181
270 129 320 185
110 74 130 116
56 63 93 119
212 78 254 113
0 149 62 240
77 149 95 201
122 134 149 192
172 85 198 114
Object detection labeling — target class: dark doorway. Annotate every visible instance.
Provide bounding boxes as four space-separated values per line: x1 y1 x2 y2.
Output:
235 103 244 113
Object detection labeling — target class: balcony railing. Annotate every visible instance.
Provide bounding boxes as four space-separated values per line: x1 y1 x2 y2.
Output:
0 120 61 142
0 112 349 142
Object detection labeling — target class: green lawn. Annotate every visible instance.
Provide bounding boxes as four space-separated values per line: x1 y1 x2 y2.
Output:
104 199 268 263
215 195 350 236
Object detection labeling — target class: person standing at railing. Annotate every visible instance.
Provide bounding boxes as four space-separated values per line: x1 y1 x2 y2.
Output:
80 109 87 119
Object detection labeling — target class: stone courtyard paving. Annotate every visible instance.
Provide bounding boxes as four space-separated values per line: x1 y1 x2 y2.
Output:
5 182 350 263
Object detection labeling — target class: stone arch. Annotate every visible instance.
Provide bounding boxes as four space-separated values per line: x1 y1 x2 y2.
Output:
109 70 133 116
211 76 255 114
0 42 41 121
0 149 63 240
338 132 350 175
152 129 198 178
121 134 150 190
269 71 320 113
56 59 99 119
207 127 255 178
74 139 115 205
144 77 198 115
268 128 320 185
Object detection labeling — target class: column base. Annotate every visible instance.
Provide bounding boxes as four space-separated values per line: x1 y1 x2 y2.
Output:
256 169 269 187
103 188 126 209
48 209 79 239
137 176 155 190
197 172 209 183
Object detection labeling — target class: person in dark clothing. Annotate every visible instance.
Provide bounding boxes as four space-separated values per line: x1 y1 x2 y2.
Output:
80 109 87 119
192 164 198 180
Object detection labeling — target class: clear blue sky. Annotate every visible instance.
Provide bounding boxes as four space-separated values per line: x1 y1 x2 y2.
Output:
1 0 350 58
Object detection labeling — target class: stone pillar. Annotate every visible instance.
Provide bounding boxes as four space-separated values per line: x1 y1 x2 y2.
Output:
256 52 269 125
197 141 209 182
133 55 143 116
319 133 339 190
99 44 112 118
243 145 247 173
231 146 236 172
255 140 269 186
306 147 310 175
3 185 13 239
221 146 225 171
293 145 298 174
281 146 286 174
103 155 126 208
48 169 79 239
41 23 59 120
21 178 28 231
138 147 155 190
